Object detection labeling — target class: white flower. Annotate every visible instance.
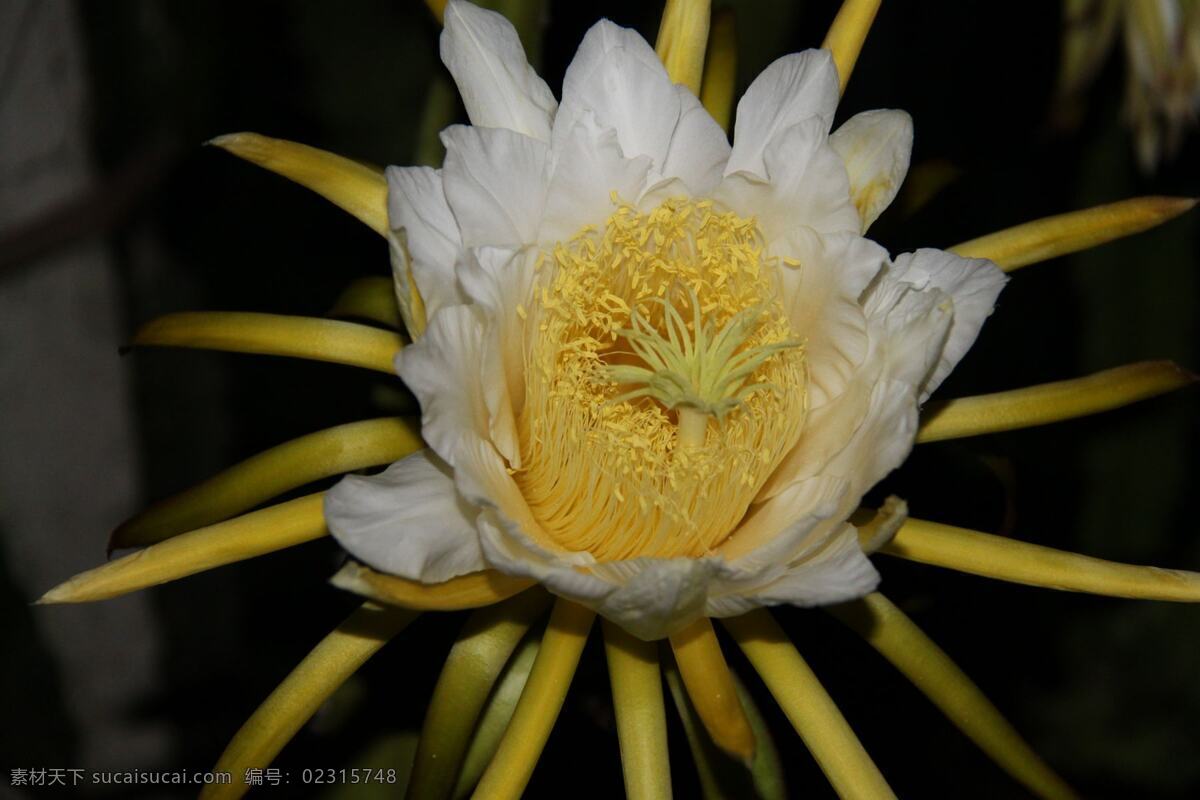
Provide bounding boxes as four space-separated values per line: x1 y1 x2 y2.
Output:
324 0 1006 641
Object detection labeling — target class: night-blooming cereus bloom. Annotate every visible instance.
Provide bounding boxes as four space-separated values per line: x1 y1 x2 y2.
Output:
38 1 1200 798
322 0 1006 641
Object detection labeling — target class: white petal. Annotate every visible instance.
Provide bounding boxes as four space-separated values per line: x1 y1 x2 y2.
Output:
775 228 887 408
440 0 557 141
710 524 879 615
725 49 840 178
386 166 464 325
556 20 681 174
821 377 922 496
396 305 500 469
458 246 536 459
325 450 485 583
757 380 874 499
658 85 732 195
715 118 860 240
720 474 851 562
441 125 550 248
830 109 913 232
589 558 720 640
539 110 652 244
877 249 1007 400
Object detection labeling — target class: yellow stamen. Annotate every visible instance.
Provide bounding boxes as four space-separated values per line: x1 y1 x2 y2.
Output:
330 562 535 610
828 593 1079 800
408 591 550 800
39 494 326 605
603 620 673 800
472 599 595 800
132 312 403 374
700 8 737 132
821 0 882 95
949 196 1197 271
209 133 388 235
917 361 1196 443
876 517 1200 601
519 198 807 559
200 603 416 800
656 0 711 95
327 276 403 329
110 418 421 550
668 617 756 763
723 609 897 799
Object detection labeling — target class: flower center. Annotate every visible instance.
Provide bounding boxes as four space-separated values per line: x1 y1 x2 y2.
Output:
516 197 808 560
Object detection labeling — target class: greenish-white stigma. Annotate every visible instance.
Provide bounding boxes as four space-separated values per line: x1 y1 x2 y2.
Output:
604 288 803 425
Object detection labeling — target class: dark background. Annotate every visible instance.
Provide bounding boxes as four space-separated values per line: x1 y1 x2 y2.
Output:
2 0 1197 797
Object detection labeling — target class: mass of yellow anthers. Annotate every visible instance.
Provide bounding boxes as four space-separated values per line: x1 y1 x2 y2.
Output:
518 197 806 559
36 2 1200 800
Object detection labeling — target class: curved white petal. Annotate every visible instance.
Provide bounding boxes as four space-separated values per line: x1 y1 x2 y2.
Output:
715 118 860 240
775 227 887 408
386 166 464 326
556 20 681 174
441 125 550 248
540 109 653 244
709 524 879 616
873 249 1007 400
325 450 485 583
830 109 914 232
726 49 840 178
822 376 922 496
589 558 720 640
396 305 507 469
720 474 852 565
457 246 536 458
440 0 557 141
658 85 732 196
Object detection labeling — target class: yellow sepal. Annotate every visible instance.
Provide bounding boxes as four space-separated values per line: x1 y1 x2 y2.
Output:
40 494 327 604
112 418 421 549
132 312 403 374
471 599 595 800
877 517 1200 601
918 361 1195 443
668 617 756 764
656 0 711 96
829 594 1078 800
603 620 672 800
328 276 403 329
821 0 882 95
331 562 535 611
408 591 550 800
723 609 896 799
950 196 1196 272
700 8 737 133
210 132 388 235
200 604 417 800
